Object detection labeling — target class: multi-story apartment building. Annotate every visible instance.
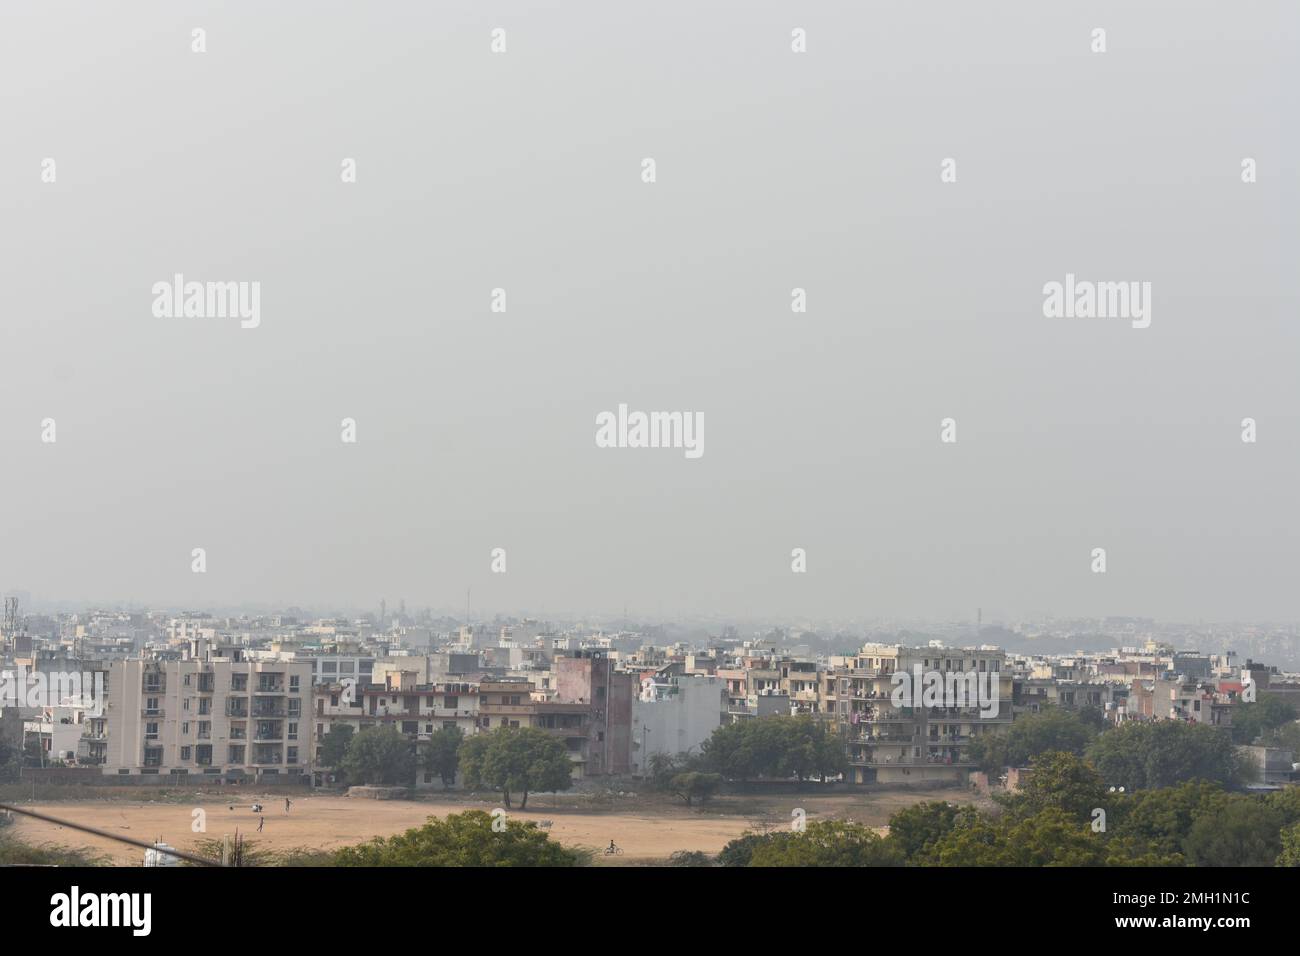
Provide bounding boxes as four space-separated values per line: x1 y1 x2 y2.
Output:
830 644 1012 785
779 659 823 715
102 650 312 782
1127 678 1229 726
554 651 634 775
311 672 483 787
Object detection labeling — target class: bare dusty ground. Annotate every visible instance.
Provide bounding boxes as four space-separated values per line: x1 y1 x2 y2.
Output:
10 787 983 866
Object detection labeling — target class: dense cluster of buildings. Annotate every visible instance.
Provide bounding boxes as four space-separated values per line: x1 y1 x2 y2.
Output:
2 604 1298 790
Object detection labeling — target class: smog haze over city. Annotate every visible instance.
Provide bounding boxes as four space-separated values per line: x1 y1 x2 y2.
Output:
1 0 1297 933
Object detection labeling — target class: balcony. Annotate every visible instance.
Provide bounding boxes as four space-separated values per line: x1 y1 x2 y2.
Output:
141 708 165 717
850 755 975 767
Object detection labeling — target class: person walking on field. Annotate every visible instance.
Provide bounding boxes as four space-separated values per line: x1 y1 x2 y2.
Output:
285 797 291 815
257 816 264 833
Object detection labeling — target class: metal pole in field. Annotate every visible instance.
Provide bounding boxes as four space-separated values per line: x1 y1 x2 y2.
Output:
0 802 223 866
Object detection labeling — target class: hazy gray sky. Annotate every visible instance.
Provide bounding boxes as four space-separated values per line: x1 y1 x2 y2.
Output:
1 1 1295 622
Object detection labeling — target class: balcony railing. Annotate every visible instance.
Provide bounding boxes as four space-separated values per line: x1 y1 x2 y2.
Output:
851 755 974 767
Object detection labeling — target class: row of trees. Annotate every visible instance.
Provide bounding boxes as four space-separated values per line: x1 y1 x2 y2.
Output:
698 716 846 784
714 751 1300 867
318 698 1291 811
320 723 574 809
966 706 1246 789
323 713 848 806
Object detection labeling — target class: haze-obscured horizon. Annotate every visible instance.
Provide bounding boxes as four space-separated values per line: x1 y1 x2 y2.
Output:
1 1 1296 621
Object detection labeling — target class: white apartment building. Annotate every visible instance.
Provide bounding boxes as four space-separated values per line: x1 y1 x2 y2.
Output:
103 656 313 781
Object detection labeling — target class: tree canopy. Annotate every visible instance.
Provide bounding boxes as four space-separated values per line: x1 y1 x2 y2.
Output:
340 726 416 786
1085 720 1242 790
458 725 573 809
333 810 582 867
700 716 846 784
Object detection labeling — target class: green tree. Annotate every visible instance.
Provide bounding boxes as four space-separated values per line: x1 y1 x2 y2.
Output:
1182 799 1284 867
699 721 763 782
928 808 1106 867
747 819 903 867
1275 719 1300 756
701 716 845 784
1266 784 1300 828
887 801 978 863
0 741 20 783
458 725 572 809
1108 780 1229 857
333 810 582 866
340 726 416 786
1086 720 1241 790
1003 750 1107 822
1231 694 1298 745
967 708 1100 773
667 850 715 866
423 725 464 788
668 771 723 806
1277 820 1300 867
717 831 777 867
644 752 678 790
318 724 354 770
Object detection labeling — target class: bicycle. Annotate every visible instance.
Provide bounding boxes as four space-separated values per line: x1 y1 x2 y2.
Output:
604 844 624 856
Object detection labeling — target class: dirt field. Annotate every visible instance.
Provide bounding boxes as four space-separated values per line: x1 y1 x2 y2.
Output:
9 788 982 865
